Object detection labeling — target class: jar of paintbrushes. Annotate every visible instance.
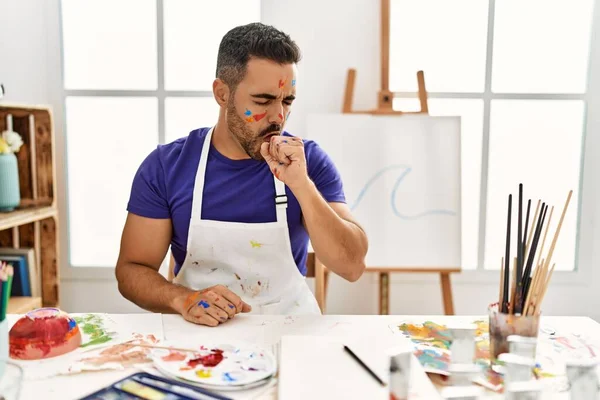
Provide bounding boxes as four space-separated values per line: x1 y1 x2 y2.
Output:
490 184 573 362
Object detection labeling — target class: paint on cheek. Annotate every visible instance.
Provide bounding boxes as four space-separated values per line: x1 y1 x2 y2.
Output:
245 116 254 122
253 111 267 122
292 79 296 87
286 111 291 120
244 108 252 116
278 113 284 120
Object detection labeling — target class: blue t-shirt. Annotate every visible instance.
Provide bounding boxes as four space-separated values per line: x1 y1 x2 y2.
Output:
127 127 346 276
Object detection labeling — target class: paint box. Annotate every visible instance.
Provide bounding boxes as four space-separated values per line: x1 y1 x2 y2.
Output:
565 359 600 400
488 303 540 362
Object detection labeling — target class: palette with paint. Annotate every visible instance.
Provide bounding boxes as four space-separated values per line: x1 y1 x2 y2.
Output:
151 342 276 390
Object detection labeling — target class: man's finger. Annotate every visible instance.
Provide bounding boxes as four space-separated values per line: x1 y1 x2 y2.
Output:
185 309 219 327
194 314 220 327
205 291 236 318
261 142 277 165
213 285 252 314
203 302 229 323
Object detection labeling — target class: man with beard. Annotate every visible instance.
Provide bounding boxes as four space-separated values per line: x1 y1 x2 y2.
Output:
115 22 368 326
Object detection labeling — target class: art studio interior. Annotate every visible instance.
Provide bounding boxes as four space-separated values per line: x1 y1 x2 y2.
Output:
0 0 599 399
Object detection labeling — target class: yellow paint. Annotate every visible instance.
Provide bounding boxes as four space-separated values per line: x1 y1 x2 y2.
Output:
196 369 212 378
250 240 263 248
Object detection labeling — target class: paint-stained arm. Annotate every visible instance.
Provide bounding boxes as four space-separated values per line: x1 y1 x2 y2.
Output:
298 191 368 282
260 137 367 282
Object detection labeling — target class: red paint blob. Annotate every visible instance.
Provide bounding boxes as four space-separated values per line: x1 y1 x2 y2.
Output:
278 113 284 120
187 349 224 368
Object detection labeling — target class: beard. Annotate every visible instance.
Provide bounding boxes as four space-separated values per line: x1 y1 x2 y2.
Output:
226 99 282 161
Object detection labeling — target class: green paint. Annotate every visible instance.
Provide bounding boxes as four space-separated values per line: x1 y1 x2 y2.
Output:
74 314 115 347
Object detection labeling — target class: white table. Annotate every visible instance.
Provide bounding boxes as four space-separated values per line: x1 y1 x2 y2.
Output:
7 314 600 400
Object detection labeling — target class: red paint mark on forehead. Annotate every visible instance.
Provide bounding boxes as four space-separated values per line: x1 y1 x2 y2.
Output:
278 79 286 88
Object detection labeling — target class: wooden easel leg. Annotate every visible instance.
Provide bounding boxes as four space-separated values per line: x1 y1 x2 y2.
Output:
379 272 390 315
440 273 454 315
315 257 326 314
324 268 330 305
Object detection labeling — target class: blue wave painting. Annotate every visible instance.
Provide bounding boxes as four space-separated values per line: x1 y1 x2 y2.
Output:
348 165 457 220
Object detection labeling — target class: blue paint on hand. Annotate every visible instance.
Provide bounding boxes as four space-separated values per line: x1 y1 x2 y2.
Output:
228 304 234 309
198 300 210 309
283 140 288 143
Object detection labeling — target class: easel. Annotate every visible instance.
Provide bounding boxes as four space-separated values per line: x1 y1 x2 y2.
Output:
315 0 460 315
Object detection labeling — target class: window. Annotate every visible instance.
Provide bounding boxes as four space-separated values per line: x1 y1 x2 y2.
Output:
391 0 594 270
61 0 260 267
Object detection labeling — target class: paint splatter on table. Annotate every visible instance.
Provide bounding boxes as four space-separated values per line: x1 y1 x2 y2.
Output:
394 320 600 392
73 314 118 348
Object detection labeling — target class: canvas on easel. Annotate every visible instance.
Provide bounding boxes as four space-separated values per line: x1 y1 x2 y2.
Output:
308 0 462 316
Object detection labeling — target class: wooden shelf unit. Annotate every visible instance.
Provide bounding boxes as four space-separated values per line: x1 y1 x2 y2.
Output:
0 104 59 311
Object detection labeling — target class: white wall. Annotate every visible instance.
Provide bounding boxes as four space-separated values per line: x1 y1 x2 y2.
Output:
1 0 599 319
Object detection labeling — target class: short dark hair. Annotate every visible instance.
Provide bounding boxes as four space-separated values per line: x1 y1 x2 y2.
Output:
216 23 301 90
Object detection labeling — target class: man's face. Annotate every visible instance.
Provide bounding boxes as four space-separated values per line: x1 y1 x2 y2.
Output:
226 58 297 160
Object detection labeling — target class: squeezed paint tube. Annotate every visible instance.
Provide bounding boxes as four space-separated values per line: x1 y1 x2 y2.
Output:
566 359 600 400
388 347 412 400
498 353 536 383
504 380 542 400
441 385 484 400
448 363 482 386
448 324 477 365
507 335 538 359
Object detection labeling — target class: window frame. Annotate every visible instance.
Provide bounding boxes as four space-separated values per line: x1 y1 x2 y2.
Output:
392 0 593 283
57 0 222 280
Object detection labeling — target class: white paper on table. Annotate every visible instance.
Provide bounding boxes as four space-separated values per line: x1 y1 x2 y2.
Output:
278 335 441 400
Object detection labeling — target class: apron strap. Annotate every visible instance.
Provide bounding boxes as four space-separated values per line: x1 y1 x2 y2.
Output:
274 175 288 223
191 127 214 220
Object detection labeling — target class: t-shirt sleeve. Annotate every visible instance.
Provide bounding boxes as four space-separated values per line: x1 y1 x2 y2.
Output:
306 140 346 203
126 147 171 219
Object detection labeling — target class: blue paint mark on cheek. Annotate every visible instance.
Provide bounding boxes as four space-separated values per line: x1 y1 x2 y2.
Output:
198 300 210 309
244 108 252 116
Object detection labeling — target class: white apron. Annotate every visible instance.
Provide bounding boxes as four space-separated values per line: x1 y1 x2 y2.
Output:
174 127 322 315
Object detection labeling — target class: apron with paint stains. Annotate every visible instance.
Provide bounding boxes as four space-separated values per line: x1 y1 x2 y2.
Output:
173 127 322 315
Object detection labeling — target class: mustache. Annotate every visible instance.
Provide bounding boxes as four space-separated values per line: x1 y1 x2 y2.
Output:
260 124 282 137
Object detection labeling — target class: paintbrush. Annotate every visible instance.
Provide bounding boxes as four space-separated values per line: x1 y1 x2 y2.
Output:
503 194 512 313
518 204 547 313
119 342 201 353
343 345 386 387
